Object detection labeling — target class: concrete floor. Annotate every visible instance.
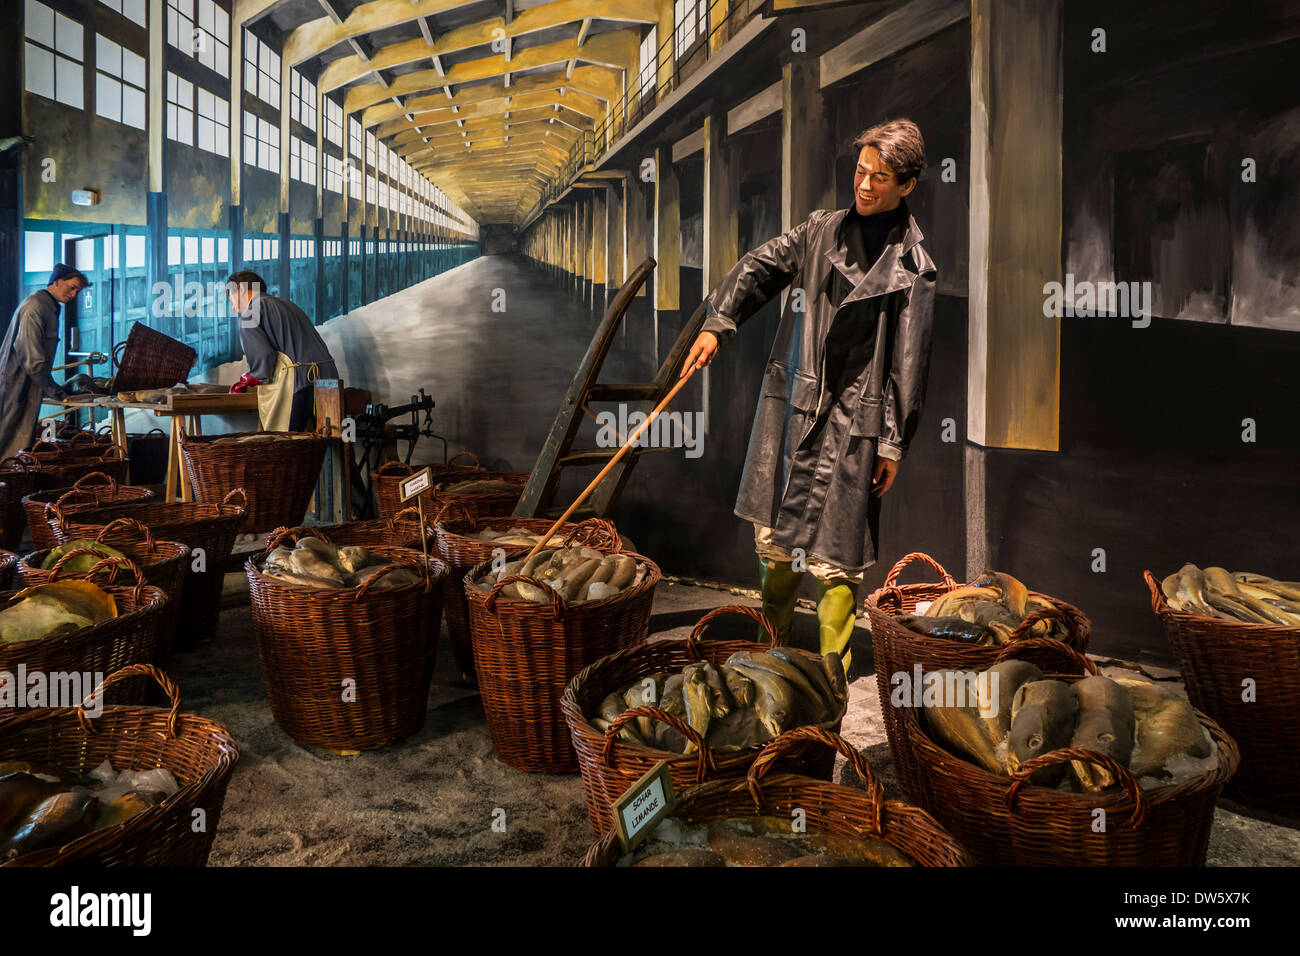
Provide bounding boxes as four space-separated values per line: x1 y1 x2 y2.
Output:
180 574 1300 867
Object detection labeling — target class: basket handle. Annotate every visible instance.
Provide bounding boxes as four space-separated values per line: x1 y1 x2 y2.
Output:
220 488 248 511
0 455 34 473
746 727 886 837
1143 570 1169 614
446 450 480 468
602 705 711 780
96 445 126 462
77 664 182 736
68 431 96 446
430 500 473 528
111 340 127 365
53 488 102 510
266 525 332 551
373 460 414 477
52 553 146 591
1005 748 1148 828
72 471 119 495
29 440 63 456
392 505 436 539
686 605 780 658
1004 606 1081 646
884 552 957 589
562 518 622 554
42 501 69 532
354 560 432 601
95 516 156 551
992 635 1097 675
485 574 565 619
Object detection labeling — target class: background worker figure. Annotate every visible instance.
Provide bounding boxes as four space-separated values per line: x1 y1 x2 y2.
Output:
682 119 938 672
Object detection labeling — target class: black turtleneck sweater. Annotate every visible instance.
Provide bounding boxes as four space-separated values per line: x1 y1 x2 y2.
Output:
852 202 907 272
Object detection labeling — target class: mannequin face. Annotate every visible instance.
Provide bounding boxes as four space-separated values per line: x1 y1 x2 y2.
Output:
47 278 85 303
853 145 915 216
226 283 260 315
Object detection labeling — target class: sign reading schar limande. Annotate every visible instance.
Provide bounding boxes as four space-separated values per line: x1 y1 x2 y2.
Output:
612 760 677 853
398 467 433 502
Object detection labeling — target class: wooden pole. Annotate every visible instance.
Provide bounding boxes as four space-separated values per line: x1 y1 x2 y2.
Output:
523 364 700 565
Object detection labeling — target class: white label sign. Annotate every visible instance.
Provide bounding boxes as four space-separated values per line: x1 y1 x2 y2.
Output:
399 467 432 502
613 761 676 852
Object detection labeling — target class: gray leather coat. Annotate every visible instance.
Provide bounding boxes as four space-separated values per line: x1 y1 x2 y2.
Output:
702 201 937 571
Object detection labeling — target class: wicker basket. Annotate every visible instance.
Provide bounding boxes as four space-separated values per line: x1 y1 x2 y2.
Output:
581 727 972 867
277 506 432 551
0 556 169 707
111 322 196 392
0 548 15 590
463 522 660 773
563 606 846 835
0 665 238 867
247 528 446 752
372 452 485 518
864 552 1093 802
431 469 529 524
1144 570 1299 816
23 472 157 551
1 455 43 549
27 445 131 489
898 642 1240 866
17 519 190 671
180 429 329 532
46 490 248 645
434 508 582 681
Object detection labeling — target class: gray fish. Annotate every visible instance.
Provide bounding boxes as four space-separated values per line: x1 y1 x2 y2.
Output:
725 660 795 738
1069 676 1135 792
699 663 732 718
597 691 645 746
729 651 829 723
924 672 1003 774
650 673 688 753
767 648 839 716
624 673 665 743
978 660 1044 743
1121 681 1212 779
720 665 755 708
1007 680 1078 784
681 664 714 753
898 614 992 645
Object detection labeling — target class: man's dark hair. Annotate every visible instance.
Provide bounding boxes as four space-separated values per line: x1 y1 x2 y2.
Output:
853 119 926 184
225 270 266 293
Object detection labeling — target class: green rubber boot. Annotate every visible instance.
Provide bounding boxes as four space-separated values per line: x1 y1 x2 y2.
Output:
758 558 804 644
816 580 860 674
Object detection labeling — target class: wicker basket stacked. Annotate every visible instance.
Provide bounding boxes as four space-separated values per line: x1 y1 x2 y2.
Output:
864 553 1093 803
1144 571 1298 816
17 518 190 670
180 429 329 532
23 472 156 550
434 507 580 681
563 606 845 834
371 452 485 518
0 556 170 707
895 639 1240 866
246 527 446 752
46 490 248 645
464 519 660 773
582 727 972 867
23 441 130 489
0 665 238 867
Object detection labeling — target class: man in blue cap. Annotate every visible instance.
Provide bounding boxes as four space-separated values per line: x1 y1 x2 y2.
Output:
0 263 91 459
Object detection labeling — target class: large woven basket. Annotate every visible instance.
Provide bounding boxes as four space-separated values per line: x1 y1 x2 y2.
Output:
111 321 196 392
1 455 43 549
0 665 237 867
181 429 329 532
1144 570 1299 816
434 507 582 681
282 506 431 550
25 444 130 489
581 727 972 867
372 453 485 518
17 518 190 671
0 556 169 707
23 472 157 551
864 553 1092 802
46 490 247 645
247 528 446 752
563 606 845 835
898 644 1240 866
463 524 660 773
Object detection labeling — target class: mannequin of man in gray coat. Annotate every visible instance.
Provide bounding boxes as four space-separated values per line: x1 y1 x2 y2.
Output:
682 119 937 672
0 264 91 460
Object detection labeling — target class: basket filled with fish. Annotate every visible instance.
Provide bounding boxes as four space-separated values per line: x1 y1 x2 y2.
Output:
246 528 446 752
434 510 587 682
371 453 487 518
17 521 190 671
563 605 850 835
582 727 971 867
897 637 1238 866
22 472 157 551
1146 565 1300 816
47 490 248 646
0 557 169 707
0 665 237 866
1 455 43 550
464 528 660 773
180 428 329 532
864 553 1092 802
